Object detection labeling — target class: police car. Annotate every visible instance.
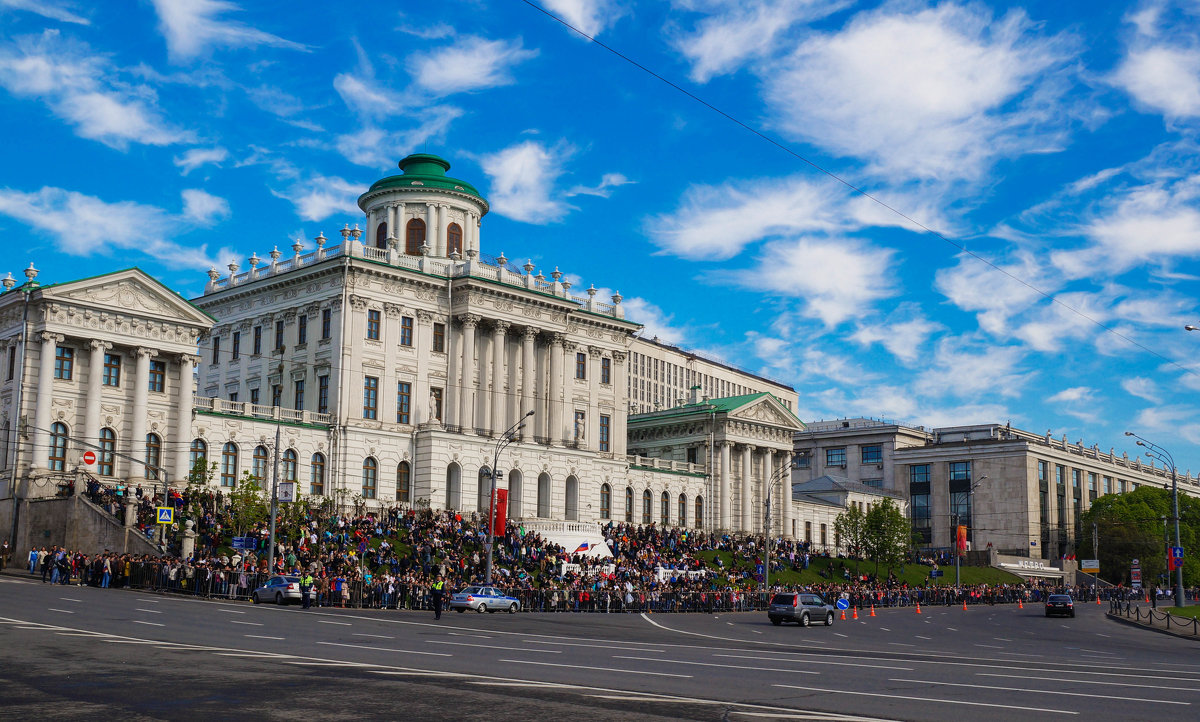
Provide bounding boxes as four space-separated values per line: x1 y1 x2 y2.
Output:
449 585 521 614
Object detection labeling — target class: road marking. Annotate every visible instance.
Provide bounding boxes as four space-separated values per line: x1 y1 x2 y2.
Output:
613 655 819 676
104 639 159 644
889 642 915 647
244 635 285 641
370 670 465 678
47 608 75 614
230 621 263 626
889 678 1190 705
773 684 1077 715
428 640 561 653
1095 633 1111 638
502 659 692 679
316 641 451 657
318 620 351 626
526 639 666 653
752 630 763 635
946 627 957 631
353 633 395 640
994 637 1013 641
135 608 162 614
974 644 1003 649
132 621 164 627
915 635 932 640
977 673 1200 692
58 597 82 603
713 654 911 672
446 632 491 639
217 609 245 614
834 633 848 638
285 661 373 667
472 681 579 689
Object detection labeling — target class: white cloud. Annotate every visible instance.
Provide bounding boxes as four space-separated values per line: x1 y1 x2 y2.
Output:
1133 404 1200 446
334 107 462 168
1113 46 1200 120
174 147 229 175
0 30 191 148
398 22 454 40
934 251 1060 335
333 72 401 119
671 0 845 82
0 0 88 24
409 36 537 96
149 0 306 61
566 173 633 198
764 4 1073 181
0 186 226 269
1047 386 1094 403
272 177 361 222
851 306 944 363
915 338 1030 399
542 0 621 38
480 141 572 224
181 189 230 224
727 237 897 327
1122 377 1160 401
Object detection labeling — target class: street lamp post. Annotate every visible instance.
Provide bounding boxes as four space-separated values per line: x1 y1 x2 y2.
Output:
484 410 533 586
954 475 988 588
762 456 794 598
1124 431 1186 608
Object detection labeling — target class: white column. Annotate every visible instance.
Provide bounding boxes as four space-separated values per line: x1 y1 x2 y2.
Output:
438 204 449 255
741 444 755 533
458 314 479 433
129 347 157 481
763 448 774 536
32 332 61 470
426 203 437 255
585 347 601 451
415 310 433 423
719 441 731 531
612 351 627 456
469 211 479 255
521 326 537 440
548 333 564 445
490 322 508 435
84 340 111 449
174 354 197 482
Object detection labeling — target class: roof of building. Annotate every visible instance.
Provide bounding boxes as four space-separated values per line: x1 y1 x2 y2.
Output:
631 335 795 392
792 474 906 501
629 391 805 428
364 154 486 204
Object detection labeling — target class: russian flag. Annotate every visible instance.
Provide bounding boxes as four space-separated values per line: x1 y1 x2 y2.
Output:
574 542 590 554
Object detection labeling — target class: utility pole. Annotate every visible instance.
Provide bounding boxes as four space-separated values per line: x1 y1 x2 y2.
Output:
266 347 283 576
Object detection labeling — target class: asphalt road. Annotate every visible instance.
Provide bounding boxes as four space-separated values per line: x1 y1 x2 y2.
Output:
2 574 1198 721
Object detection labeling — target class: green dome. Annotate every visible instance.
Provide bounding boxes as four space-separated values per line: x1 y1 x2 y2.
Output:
362 153 486 205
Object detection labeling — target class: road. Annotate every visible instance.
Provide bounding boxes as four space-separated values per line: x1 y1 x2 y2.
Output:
1 574 1197 721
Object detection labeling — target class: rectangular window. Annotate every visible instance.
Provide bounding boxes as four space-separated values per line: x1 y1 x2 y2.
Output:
148 360 166 392
318 375 329 414
1055 464 1065 486
271 384 282 408
825 447 846 466
397 381 411 424
1103 476 1111 494
862 478 883 488
363 376 378 419
297 315 307 345
430 387 443 421
102 353 121 386
367 310 381 340
796 451 811 470
274 320 285 351
601 357 611 385
210 337 220 366
400 316 413 347
574 411 586 441
432 323 445 352
575 352 586 380
820 523 828 547
229 392 237 403
294 379 305 410
250 388 260 406
1072 469 1082 488
253 326 262 355
805 521 812 543
949 461 971 482
1038 460 1048 484
231 331 240 360
909 464 931 484
861 445 883 464
53 345 73 378
7 345 15 380
321 308 332 339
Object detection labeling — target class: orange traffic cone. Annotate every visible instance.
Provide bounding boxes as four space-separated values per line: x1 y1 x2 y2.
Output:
1018 598 1024 609
853 607 859 620
963 600 968 611
870 604 876 617
840 608 846 620
1095 596 1100 605
915 602 922 614
1145 592 1150 603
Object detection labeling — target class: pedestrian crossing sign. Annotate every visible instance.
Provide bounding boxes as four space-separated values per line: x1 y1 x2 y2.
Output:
156 507 174 524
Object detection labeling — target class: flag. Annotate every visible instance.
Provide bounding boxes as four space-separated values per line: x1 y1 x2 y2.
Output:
956 525 968 553
574 542 590 554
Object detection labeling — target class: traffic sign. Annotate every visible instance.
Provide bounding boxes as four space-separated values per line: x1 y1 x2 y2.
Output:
81 450 96 465
1168 546 1184 572
278 481 295 503
1171 546 1184 561
835 599 850 610
1080 560 1100 573
155 507 173 524
231 536 255 551
930 569 943 578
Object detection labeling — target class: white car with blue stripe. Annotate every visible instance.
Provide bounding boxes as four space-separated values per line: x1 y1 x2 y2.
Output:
449 585 521 614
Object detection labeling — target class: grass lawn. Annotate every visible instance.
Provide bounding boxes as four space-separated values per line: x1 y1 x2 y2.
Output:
693 551 1022 587
1164 606 1200 619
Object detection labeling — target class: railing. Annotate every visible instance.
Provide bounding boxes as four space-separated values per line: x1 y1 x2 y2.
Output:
1109 600 1200 636
626 455 705 474
193 395 332 425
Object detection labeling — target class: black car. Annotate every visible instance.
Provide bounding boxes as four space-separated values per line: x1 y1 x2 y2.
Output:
1045 594 1075 617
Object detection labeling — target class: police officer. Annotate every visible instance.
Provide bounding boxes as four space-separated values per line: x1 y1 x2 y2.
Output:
300 572 314 609
431 573 445 620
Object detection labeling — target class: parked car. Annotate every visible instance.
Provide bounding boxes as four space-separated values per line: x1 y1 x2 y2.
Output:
768 592 836 627
449 586 521 614
1045 594 1075 617
252 575 304 605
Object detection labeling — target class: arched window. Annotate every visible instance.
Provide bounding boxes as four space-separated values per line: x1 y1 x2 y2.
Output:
48 422 68 472
565 475 578 521
447 222 462 256
220 442 238 487
310 453 325 496
600 483 611 520
624 487 633 523
283 449 297 482
99 428 116 476
396 461 410 503
661 491 670 526
679 494 688 527
695 496 704 528
405 218 426 255
252 445 269 481
145 433 161 480
642 489 652 525
188 438 207 477
537 473 551 518
478 467 492 513
375 221 388 249
362 457 377 499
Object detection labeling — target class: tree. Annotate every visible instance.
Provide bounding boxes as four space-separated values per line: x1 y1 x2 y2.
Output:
864 499 910 578
1080 485 1198 587
227 472 268 537
834 504 868 573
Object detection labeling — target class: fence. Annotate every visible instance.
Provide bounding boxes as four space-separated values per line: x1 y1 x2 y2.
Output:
1108 600 1200 637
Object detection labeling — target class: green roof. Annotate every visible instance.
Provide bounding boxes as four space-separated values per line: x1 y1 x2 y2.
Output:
362 153 487 205
629 391 806 428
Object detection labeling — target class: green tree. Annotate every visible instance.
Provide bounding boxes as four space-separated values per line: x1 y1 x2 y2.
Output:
1080 485 1198 587
834 504 868 573
864 498 910 577
227 472 268 537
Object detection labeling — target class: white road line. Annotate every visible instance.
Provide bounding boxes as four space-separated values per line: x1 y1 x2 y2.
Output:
834 633 848 638
428 640 561 653
978 673 1200 692
527 639 666 653
974 644 1003 649
752 630 763 635
502 659 692 679
244 635 285 641
477 681 580 689
890 678 1190 705
285 661 373 667
915 635 932 640
47 608 75 614
230 621 263 626
58 597 82 603
135 608 162 614
104 639 159 644
353 633 395 640
613 655 819 676
879 627 890 631
946 627 958 631
316 641 451 657
132 621 164 627
318 620 351 626
994 637 1013 641
713 654 911 672
217 609 246 614
447 632 491 639
370 670 465 678
773 684 1076 715
1096 633 1111 638
889 642 915 647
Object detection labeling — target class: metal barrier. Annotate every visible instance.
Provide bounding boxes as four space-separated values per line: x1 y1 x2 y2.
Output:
1108 600 1200 636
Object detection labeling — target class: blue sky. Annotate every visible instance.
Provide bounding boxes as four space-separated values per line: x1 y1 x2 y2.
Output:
2 1 1200 471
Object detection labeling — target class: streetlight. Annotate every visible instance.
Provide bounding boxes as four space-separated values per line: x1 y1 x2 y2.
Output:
1125 431 1186 608
762 455 795 597
954 475 988 587
484 410 534 585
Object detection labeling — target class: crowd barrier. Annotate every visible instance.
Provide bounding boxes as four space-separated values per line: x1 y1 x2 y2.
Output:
1108 600 1200 636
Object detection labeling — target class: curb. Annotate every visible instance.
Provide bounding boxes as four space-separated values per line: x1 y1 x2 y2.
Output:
1106 611 1200 642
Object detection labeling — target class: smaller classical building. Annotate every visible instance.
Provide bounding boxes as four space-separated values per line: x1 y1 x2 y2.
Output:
791 475 909 553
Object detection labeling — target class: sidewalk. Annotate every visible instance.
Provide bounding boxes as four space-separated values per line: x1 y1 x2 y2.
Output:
1107 602 1200 641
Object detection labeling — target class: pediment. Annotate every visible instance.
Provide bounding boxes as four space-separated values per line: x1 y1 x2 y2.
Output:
729 397 804 431
46 269 213 328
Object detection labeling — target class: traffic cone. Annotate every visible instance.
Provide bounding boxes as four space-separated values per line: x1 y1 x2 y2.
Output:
870 604 876 617
915 602 922 614
963 600 968 611
1018 598 1024 609
840 608 846 620
1095 595 1101 605
853 607 859 620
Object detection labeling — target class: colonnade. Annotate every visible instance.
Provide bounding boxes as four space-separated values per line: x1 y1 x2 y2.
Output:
367 202 481 258
707 439 794 538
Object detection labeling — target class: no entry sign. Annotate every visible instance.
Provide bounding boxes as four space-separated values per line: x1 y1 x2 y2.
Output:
82 450 96 465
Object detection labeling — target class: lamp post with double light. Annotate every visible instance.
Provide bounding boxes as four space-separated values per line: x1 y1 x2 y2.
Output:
1124 431 1185 608
953 475 988 587
762 456 795 598
484 410 533 585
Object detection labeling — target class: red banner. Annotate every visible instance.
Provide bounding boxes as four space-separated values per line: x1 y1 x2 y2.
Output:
1168 553 1178 572
491 488 508 536
956 525 968 553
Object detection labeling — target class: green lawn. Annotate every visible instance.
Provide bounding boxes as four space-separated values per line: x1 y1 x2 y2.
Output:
1164 606 1200 620
693 551 1022 588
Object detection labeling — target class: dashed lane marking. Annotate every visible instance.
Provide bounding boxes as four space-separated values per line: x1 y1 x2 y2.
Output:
230 621 263 626
318 620 351 626
526 639 666 653
833 633 848 638
889 642 915 647
773 684 1076 715
427 639 561 653
58 597 82 603
712 654 911 672
978 673 1200 692
446 632 491 639
135 608 162 614
889 678 1190 705
353 633 395 640
974 644 1003 649
132 621 164 627
612 655 819 676
217 609 245 614
315 641 451 657
501 658 692 679
47 608 75 614
245 635 285 641
915 635 932 640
